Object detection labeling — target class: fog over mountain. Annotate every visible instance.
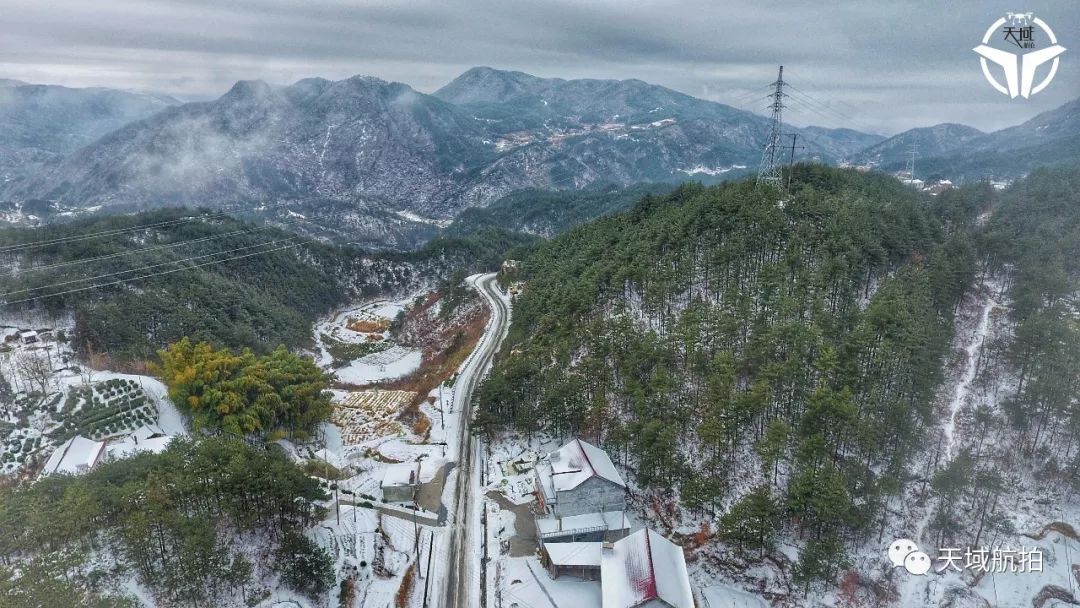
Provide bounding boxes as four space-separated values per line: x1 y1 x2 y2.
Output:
0 67 1077 245
0 68 874 217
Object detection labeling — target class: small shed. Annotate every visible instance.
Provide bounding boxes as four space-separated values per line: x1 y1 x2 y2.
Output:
19 330 38 344
541 541 602 580
381 462 421 503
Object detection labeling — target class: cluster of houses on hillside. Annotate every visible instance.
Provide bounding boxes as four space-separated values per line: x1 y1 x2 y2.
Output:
533 438 695 608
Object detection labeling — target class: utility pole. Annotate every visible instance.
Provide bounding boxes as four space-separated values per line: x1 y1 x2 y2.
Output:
785 133 805 191
757 65 786 189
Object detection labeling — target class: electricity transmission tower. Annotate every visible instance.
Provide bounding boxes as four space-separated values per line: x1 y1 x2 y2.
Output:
757 65 786 188
905 137 918 185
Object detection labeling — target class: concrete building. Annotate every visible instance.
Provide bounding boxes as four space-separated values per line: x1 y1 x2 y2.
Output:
40 435 105 477
381 462 422 503
535 438 625 517
601 529 694 608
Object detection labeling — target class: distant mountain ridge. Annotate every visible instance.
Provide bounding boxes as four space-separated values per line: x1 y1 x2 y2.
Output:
0 81 179 194
0 67 1076 239
858 100 1080 179
0 68 880 222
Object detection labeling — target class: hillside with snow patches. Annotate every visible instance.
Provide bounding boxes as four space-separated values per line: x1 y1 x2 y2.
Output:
473 165 1080 607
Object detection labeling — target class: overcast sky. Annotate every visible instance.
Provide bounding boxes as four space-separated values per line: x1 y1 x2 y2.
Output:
1 0 1077 135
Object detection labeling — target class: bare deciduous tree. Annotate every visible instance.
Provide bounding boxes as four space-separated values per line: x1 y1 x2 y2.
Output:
16 351 52 395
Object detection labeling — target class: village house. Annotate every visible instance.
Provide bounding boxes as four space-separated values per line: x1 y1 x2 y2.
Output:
40 435 105 477
540 528 695 607
601 529 694 608
535 438 626 517
107 424 175 459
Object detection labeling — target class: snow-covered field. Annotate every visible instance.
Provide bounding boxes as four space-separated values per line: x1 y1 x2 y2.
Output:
313 298 423 385
336 346 423 385
0 320 186 476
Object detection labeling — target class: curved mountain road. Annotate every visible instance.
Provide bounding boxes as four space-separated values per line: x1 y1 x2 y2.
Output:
444 272 510 608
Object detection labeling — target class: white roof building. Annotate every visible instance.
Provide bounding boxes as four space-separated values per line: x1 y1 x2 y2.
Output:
106 425 175 460
132 424 165 443
601 529 694 608
381 462 423 502
549 438 625 491
40 435 105 477
546 542 603 569
536 438 627 516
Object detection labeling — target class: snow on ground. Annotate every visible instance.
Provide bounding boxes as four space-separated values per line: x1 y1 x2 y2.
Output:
840 273 1080 608
700 584 770 608
312 298 412 369
335 346 422 385
0 320 188 477
501 557 602 608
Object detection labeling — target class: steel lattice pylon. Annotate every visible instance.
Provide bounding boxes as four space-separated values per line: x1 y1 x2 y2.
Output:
756 65 786 188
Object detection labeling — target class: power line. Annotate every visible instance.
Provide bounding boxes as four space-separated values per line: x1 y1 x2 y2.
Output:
789 83 864 116
0 213 227 254
11 224 277 275
785 85 879 134
2 241 303 306
785 89 852 124
0 236 297 298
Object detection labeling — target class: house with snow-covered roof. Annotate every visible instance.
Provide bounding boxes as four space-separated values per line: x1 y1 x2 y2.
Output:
106 425 175 460
600 529 694 608
542 541 603 580
39 435 105 477
535 438 626 517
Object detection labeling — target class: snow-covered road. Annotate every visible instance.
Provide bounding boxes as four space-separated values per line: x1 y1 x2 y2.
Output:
443 273 511 608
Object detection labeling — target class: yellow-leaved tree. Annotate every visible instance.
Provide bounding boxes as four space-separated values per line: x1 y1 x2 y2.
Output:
155 338 331 440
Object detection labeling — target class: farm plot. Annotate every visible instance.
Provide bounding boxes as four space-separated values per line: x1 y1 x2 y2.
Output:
0 378 156 474
333 390 416 446
50 378 155 441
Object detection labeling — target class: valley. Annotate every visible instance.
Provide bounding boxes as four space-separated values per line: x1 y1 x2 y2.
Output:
0 21 1079 607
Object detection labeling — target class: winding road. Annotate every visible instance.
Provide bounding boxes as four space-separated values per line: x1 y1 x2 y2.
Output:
444 273 510 608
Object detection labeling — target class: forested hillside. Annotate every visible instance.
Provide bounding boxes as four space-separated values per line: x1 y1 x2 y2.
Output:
444 182 675 238
0 209 528 361
0 438 332 606
476 166 988 586
982 166 1080 472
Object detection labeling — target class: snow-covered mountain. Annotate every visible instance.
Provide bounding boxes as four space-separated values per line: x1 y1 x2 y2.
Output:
0 68 877 221
858 98 1080 179
0 81 178 192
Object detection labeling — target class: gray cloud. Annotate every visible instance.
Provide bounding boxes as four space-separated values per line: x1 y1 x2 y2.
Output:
0 0 1077 134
